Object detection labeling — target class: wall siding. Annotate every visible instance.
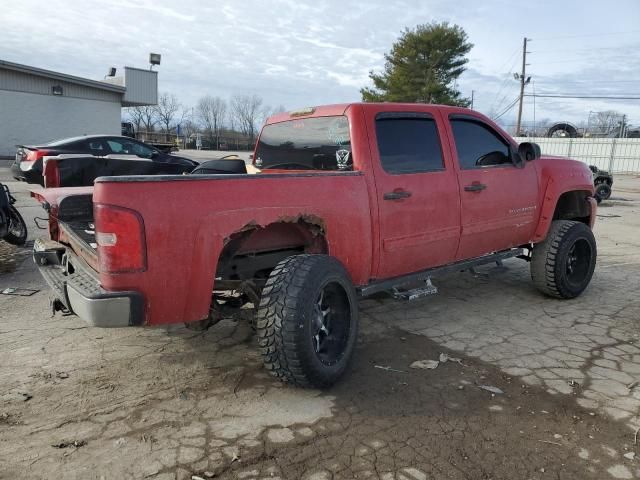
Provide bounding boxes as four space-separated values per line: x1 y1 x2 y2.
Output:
0 90 120 156
0 69 122 103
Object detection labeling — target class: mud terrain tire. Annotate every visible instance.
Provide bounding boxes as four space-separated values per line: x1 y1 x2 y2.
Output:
531 220 596 299
256 255 358 388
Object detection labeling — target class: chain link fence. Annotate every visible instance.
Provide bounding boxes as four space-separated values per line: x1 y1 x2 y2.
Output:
513 137 640 174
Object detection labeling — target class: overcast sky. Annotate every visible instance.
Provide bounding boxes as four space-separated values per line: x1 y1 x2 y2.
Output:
3 0 640 129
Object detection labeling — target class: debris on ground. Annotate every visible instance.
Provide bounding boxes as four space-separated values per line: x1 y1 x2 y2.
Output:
56 372 69 379
374 365 407 373
623 452 635 460
18 392 32 402
439 353 464 365
479 385 504 395
0 412 20 425
0 242 18 273
51 440 87 449
410 359 440 370
1 287 39 296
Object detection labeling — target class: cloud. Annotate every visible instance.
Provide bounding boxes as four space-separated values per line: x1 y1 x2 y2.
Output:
2 0 639 126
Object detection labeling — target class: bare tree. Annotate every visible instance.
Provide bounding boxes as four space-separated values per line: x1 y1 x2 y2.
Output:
197 96 227 149
154 92 181 134
261 104 286 124
231 94 264 142
125 107 143 132
589 110 624 135
126 106 157 132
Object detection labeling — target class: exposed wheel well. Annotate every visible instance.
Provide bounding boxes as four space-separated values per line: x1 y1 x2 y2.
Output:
216 219 328 283
553 190 592 225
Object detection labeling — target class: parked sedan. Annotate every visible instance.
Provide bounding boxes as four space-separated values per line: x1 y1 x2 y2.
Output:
12 135 198 187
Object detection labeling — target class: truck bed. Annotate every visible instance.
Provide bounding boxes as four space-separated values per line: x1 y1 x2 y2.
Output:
54 193 98 270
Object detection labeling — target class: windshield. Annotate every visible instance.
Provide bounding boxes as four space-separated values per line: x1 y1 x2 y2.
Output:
255 116 353 171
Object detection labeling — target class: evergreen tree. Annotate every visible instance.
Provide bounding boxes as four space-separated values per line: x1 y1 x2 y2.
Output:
361 22 473 106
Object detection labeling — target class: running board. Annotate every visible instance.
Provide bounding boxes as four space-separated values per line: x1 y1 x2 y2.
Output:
358 248 524 297
392 278 438 301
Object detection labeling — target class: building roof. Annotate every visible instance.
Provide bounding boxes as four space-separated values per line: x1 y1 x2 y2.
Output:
0 59 125 94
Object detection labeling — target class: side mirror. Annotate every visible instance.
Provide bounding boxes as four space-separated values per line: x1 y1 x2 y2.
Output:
518 142 541 161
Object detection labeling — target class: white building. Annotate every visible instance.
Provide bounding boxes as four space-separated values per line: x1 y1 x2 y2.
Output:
0 60 157 157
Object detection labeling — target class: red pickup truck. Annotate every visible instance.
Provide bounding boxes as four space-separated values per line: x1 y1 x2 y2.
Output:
33 103 597 388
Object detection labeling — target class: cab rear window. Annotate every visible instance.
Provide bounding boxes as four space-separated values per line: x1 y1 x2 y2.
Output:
255 116 352 171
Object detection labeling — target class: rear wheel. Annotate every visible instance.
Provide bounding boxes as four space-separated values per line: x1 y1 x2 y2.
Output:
531 220 596 299
4 206 27 246
255 255 358 388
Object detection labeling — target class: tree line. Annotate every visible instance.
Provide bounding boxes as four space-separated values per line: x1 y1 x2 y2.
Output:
125 93 285 149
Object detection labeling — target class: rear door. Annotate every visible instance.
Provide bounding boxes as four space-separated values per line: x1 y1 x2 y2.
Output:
446 115 539 260
366 107 461 279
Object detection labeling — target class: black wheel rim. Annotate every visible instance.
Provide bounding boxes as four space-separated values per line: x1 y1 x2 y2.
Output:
565 238 592 287
312 281 351 366
8 215 25 238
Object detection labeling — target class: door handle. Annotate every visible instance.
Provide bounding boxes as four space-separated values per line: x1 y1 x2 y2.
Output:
383 190 412 201
464 183 487 192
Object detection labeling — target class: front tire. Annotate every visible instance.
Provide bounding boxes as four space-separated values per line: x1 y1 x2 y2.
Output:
531 220 597 299
256 255 359 388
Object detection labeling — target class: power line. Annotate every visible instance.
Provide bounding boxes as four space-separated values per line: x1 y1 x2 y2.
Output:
525 94 640 100
534 79 640 84
531 45 640 54
493 96 520 121
488 49 521 113
533 30 640 41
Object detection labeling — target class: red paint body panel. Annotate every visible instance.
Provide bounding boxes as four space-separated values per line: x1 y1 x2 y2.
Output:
93 173 372 325
35 103 597 327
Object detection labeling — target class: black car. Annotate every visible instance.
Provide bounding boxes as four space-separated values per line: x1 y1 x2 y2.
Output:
12 135 198 187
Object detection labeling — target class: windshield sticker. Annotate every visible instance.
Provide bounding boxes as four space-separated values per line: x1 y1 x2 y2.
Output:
336 149 352 170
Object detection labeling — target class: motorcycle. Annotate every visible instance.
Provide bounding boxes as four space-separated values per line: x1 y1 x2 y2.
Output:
0 183 27 246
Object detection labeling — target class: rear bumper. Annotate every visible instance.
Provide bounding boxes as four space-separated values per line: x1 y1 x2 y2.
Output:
11 161 43 185
34 238 144 327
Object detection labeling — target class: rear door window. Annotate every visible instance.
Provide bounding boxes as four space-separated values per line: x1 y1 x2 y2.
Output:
375 114 444 174
255 116 352 171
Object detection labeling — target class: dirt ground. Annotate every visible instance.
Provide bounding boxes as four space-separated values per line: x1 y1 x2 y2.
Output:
1 167 639 480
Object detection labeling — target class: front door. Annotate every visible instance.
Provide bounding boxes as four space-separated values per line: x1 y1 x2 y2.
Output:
446 115 539 260
367 108 462 279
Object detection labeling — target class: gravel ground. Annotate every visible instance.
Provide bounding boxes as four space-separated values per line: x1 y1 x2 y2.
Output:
0 171 639 480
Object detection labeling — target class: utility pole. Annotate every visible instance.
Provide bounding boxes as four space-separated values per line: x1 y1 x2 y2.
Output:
515 37 531 136
471 90 475 110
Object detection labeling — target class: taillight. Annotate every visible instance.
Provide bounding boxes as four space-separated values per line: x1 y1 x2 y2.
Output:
42 158 60 188
24 149 49 163
94 204 147 273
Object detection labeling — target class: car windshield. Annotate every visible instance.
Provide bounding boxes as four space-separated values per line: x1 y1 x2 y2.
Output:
255 116 353 171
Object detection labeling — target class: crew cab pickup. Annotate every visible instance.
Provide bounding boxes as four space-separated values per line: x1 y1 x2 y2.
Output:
33 103 598 387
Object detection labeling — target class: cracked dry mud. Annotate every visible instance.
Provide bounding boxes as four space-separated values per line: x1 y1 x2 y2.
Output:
0 175 639 480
